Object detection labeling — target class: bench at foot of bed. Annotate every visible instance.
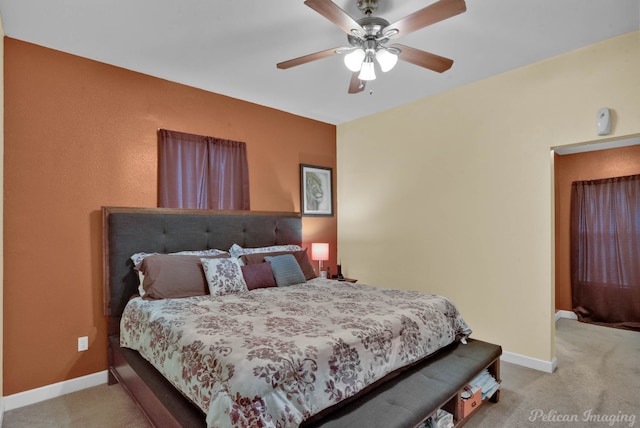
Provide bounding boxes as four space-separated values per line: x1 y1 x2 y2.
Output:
306 338 502 428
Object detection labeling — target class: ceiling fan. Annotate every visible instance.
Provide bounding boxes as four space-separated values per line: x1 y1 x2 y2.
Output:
277 0 467 94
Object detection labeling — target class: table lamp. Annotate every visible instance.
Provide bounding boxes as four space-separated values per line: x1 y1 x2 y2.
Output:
311 243 329 278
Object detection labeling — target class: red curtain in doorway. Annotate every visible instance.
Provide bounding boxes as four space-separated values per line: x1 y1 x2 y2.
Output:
570 174 640 330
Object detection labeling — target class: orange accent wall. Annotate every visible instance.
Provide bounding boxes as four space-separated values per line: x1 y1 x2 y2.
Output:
554 144 640 311
3 38 337 395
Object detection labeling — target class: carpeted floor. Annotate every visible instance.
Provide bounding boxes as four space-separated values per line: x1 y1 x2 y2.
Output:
3 318 639 427
3 381 150 428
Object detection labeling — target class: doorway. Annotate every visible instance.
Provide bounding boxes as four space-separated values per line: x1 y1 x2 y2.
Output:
553 136 640 322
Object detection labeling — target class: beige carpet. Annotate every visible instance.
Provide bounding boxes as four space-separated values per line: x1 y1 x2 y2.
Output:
3 318 639 427
3 383 150 428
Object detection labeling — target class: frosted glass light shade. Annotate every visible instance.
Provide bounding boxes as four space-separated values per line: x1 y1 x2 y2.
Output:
311 243 329 261
358 59 376 81
344 49 365 72
376 49 398 72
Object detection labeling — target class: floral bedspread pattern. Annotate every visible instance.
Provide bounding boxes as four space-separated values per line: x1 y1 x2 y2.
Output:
120 279 472 428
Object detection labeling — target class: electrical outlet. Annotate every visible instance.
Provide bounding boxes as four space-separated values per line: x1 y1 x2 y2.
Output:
78 336 89 352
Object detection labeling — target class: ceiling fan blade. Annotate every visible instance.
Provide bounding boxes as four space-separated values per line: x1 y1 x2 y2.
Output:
391 44 454 73
348 72 366 94
304 0 365 36
277 46 346 69
384 0 466 39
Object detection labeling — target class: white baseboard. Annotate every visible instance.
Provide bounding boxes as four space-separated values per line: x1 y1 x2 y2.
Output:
3 370 108 412
555 310 578 322
0 396 4 426
501 351 557 373
498 311 573 373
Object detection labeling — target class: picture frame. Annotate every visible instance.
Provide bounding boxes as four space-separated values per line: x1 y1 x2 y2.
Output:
300 164 333 217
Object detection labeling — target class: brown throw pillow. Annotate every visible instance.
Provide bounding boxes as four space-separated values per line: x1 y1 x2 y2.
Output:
139 254 229 299
241 262 277 290
241 249 317 280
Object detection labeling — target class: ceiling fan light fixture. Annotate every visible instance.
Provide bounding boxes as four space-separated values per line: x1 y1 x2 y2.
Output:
358 57 376 81
344 48 366 72
382 28 399 39
375 49 398 72
280 0 467 94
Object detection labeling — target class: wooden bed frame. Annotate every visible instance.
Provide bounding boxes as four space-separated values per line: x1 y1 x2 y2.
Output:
103 206 502 428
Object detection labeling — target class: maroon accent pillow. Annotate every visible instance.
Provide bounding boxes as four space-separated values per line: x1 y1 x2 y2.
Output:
241 262 277 290
241 249 317 280
139 254 229 299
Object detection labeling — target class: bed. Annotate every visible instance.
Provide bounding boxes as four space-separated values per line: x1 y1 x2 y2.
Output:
103 206 499 428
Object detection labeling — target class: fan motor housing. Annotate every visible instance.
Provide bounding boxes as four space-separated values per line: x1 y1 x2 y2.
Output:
357 16 390 37
357 0 379 15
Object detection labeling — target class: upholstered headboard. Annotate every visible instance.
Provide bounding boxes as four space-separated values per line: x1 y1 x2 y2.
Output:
102 206 302 335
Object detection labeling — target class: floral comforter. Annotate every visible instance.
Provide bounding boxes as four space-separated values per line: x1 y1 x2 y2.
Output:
120 279 472 428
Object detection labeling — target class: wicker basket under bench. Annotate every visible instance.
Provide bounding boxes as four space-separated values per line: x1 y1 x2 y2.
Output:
308 338 502 428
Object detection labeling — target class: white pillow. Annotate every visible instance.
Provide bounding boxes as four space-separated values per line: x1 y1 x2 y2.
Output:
228 243 302 258
201 257 248 296
136 271 146 297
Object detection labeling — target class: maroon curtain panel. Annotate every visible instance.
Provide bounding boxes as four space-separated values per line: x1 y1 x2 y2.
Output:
158 129 250 210
570 174 640 330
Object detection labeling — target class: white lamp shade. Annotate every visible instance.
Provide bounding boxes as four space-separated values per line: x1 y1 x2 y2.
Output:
311 243 329 261
344 49 365 72
358 59 376 81
375 49 398 72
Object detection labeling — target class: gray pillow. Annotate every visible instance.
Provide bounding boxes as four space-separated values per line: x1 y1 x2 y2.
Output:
265 254 306 287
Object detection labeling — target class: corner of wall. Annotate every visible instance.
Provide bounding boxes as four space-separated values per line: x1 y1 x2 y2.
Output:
1 13 6 421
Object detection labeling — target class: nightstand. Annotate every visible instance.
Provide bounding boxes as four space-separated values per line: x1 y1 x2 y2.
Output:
334 277 357 283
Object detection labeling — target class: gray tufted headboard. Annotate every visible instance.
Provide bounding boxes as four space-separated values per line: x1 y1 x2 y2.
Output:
102 206 302 336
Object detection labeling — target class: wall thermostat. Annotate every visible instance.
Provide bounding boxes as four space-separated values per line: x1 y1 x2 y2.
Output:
597 108 611 135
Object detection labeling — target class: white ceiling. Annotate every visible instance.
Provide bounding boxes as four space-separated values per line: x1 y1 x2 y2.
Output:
0 0 638 125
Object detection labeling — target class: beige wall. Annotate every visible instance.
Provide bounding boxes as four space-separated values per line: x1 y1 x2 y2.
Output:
337 31 640 363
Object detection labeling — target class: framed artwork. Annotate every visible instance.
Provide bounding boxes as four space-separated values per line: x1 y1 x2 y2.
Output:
300 164 333 216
